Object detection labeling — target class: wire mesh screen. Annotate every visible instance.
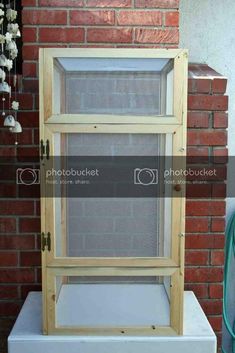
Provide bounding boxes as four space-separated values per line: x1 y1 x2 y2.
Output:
65 71 161 115
53 133 170 258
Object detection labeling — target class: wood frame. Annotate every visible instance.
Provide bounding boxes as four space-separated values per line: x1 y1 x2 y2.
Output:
40 48 188 336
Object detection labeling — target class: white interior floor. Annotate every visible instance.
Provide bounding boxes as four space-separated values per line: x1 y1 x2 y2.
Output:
56 284 170 327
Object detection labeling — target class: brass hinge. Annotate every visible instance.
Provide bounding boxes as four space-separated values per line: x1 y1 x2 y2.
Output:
41 232 51 252
40 139 50 161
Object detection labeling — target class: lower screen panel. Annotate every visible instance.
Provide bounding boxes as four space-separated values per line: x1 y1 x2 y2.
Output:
55 276 171 328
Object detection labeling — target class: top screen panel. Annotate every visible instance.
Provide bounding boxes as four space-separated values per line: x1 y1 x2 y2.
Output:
53 58 174 116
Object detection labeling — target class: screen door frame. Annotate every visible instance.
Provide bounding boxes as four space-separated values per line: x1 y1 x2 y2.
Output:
40 48 188 335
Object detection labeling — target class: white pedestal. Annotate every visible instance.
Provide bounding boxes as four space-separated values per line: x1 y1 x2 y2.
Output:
8 291 217 353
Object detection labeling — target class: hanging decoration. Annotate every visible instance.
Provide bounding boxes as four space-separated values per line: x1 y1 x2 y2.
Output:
0 0 21 145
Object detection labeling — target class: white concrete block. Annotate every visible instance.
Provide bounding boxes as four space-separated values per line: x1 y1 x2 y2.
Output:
8 291 216 353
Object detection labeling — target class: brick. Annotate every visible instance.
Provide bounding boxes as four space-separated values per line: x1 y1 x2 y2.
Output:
209 284 223 299
39 28 85 43
17 93 34 110
185 250 209 265
22 79 39 93
19 184 40 198
0 165 16 182
87 28 132 43
0 201 34 216
0 302 21 316
39 0 84 6
185 268 223 283
184 284 208 298
212 78 227 94
135 28 179 44
0 147 16 158
188 79 211 94
35 95 39 110
135 0 179 8
22 0 36 5
186 201 225 216
0 269 35 283
0 218 16 233
0 235 35 250
165 11 179 27
17 112 39 128
185 234 224 250
0 252 18 266
23 62 37 78
208 316 222 332
0 338 7 353
70 10 115 25
188 95 228 111
35 201 41 216
23 45 39 60
217 333 222 346
117 11 162 26
0 184 16 198
19 218 41 233
22 28 37 42
212 183 226 198
186 218 209 233
20 251 41 266
0 286 18 300
37 268 42 283
187 130 227 146
86 0 131 7
213 112 228 128
201 300 222 315
0 93 34 110
33 128 40 144
36 234 41 250
17 147 39 161
21 285 42 299
213 147 228 156
0 317 15 332
187 146 209 164
0 129 32 145
186 184 211 198
211 250 224 266
211 218 225 232
23 10 67 25
213 147 228 164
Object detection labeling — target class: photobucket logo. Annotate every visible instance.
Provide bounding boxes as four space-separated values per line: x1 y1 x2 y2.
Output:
46 168 99 178
164 168 217 178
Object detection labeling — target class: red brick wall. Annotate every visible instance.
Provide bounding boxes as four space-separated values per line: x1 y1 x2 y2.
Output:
186 64 228 348
0 1 227 352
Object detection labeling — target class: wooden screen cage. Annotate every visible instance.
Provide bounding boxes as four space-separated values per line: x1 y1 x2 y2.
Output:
39 48 188 336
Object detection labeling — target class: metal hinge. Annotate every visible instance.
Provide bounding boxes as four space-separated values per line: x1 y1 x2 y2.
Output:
41 232 51 252
40 139 50 160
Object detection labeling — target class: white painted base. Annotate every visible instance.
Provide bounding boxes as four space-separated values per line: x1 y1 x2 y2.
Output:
8 291 217 353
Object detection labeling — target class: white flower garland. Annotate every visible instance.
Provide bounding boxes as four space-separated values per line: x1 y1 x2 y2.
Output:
0 1 21 140
6 9 17 22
